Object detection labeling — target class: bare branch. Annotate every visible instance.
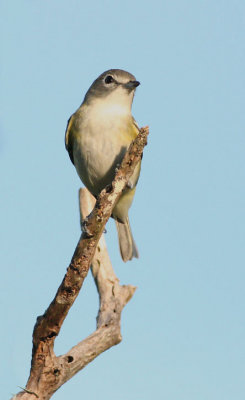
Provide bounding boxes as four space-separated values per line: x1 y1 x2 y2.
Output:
11 126 149 400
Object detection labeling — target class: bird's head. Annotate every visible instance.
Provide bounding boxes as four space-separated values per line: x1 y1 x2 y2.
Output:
84 69 140 111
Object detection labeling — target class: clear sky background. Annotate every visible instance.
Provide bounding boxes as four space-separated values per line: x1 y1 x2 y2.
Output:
1 1 245 399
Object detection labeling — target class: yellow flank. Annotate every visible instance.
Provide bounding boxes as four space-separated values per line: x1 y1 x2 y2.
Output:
117 118 138 143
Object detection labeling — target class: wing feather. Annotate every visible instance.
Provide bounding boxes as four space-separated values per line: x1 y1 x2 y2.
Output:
65 115 75 164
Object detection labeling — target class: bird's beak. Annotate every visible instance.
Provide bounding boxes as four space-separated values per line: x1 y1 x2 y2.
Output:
124 80 140 90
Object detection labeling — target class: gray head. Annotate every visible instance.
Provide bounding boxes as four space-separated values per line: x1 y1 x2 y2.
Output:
83 69 140 106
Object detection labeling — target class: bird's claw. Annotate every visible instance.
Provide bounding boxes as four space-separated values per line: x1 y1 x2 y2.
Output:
81 217 94 238
126 181 134 189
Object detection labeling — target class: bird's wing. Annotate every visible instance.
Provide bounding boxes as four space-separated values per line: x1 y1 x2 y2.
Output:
65 114 75 164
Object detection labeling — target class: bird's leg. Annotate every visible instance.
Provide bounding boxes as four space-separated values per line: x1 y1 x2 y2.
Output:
81 215 94 238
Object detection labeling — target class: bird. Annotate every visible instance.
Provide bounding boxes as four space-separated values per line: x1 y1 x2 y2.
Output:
65 69 141 262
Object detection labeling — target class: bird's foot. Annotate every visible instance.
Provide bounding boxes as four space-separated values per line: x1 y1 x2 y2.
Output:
115 163 121 173
81 217 94 238
126 181 134 189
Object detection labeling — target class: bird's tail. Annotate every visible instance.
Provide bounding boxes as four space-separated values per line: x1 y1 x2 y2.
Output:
115 217 139 262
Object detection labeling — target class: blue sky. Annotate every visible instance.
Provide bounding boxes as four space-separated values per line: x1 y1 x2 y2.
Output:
1 1 245 399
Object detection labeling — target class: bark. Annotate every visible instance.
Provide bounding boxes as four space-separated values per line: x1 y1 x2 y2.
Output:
11 126 149 400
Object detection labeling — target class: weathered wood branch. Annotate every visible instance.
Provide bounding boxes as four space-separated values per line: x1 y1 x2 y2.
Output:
11 126 149 400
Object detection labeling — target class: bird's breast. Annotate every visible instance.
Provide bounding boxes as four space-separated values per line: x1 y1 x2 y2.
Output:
72 106 137 196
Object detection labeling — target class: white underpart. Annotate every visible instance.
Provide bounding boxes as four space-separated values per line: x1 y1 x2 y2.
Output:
90 86 133 118
73 86 134 193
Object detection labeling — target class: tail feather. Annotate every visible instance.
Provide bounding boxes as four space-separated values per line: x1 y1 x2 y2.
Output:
115 217 139 262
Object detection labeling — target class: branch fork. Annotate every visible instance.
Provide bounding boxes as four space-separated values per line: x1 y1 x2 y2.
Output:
11 126 149 400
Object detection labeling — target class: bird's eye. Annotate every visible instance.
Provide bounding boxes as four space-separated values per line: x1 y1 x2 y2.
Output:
105 75 114 84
